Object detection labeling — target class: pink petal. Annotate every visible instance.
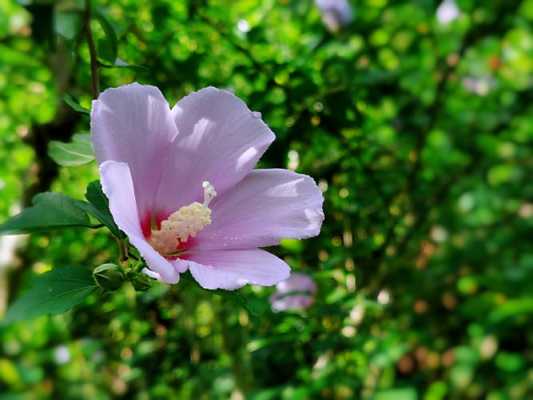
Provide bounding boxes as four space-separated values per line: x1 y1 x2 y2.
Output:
195 169 324 250
91 83 178 218
186 249 290 290
269 272 316 311
155 87 275 214
171 259 189 273
99 161 180 284
315 0 353 29
271 295 314 312
276 272 317 294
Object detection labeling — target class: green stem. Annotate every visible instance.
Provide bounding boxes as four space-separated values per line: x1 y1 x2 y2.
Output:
115 238 128 263
85 0 100 99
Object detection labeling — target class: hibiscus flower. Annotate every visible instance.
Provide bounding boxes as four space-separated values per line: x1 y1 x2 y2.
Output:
91 83 324 289
270 272 317 311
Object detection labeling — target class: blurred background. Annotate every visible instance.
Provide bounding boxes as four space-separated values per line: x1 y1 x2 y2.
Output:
0 0 532 398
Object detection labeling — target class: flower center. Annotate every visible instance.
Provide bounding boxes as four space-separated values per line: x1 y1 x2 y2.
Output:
149 181 217 257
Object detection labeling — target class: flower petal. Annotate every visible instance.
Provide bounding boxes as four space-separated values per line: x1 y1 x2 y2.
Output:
171 259 189 273
186 249 290 290
99 160 180 284
155 87 275 214
195 169 324 250
91 83 178 217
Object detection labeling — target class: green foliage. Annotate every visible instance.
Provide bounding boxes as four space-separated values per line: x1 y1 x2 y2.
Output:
0 0 531 399
3 266 97 323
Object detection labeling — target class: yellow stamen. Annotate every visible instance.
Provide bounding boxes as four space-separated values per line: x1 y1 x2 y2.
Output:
149 181 217 257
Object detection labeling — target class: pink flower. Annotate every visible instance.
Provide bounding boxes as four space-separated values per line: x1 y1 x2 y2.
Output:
462 76 495 96
315 0 353 33
436 0 460 25
91 83 324 289
270 272 317 312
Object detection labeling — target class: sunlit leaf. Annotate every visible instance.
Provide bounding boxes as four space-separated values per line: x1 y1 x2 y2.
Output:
489 298 533 324
374 388 417 400
63 94 90 115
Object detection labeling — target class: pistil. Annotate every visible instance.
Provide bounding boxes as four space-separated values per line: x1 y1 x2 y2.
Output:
149 181 217 257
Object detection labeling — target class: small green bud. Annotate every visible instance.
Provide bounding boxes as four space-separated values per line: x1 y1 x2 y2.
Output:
93 263 125 291
128 271 152 291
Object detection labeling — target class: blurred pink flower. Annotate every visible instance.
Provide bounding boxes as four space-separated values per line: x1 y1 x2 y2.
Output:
462 76 495 96
270 272 317 312
436 0 460 25
91 83 324 289
315 0 353 32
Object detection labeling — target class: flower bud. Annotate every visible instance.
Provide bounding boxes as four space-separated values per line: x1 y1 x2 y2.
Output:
93 263 125 291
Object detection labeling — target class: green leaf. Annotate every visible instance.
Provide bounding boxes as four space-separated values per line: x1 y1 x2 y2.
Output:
80 180 123 238
3 266 97 323
280 238 304 253
63 94 90 115
489 297 533 324
48 133 95 166
374 388 417 400
94 9 118 64
0 192 93 235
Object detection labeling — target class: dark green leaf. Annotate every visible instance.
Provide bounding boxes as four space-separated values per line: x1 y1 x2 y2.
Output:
63 94 90 115
48 133 95 166
3 266 97 323
80 180 123 238
0 192 92 235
